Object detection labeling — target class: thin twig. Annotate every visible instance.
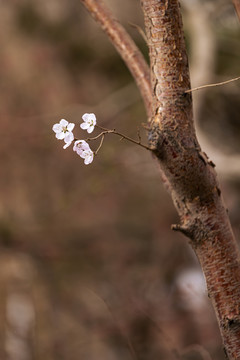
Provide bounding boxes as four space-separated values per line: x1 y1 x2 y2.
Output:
83 288 139 360
94 134 105 155
180 344 213 360
85 130 114 142
185 76 240 93
137 127 141 143
75 125 151 152
128 22 148 44
96 124 151 151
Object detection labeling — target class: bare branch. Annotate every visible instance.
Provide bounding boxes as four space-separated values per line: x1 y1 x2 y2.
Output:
232 0 240 20
94 134 105 155
180 344 213 360
95 124 151 151
185 76 240 93
128 22 148 44
80 0 152 117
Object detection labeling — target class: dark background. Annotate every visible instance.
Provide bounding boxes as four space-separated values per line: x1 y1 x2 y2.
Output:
0 1 239 359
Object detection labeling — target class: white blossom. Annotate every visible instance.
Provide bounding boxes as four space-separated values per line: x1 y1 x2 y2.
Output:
81 149 94 165
73 140 94 165
52 119 75 148
73 140 90 155
80 113 96 134
63 132 74 149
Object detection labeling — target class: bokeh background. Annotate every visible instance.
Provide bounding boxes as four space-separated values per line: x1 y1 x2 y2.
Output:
0 0 239 359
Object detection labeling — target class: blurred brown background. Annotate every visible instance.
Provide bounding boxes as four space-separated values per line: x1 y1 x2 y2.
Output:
0 0 239 359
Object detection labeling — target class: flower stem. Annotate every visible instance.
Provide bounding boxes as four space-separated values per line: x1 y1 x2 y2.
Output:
95 125 151 151
94 134 105 155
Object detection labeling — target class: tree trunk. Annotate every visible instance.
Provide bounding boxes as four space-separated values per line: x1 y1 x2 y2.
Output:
80 0 240 357
141 1 240 358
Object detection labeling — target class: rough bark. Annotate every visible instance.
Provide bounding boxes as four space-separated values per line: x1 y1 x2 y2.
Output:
80 0 240 357
141 1 240 358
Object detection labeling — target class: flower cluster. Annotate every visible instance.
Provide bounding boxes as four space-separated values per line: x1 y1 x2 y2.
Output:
52 113 96 164
73 140 94 165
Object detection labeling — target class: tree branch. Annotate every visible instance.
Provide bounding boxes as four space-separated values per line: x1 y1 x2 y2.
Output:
232 0 240 20
79 0 240 357
185 76 240 93
80 0 152 117
141 0 240 358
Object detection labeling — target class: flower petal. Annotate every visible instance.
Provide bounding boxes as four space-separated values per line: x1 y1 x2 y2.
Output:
56 132 65 140
73 140 90 156
82 113 96 123
74 140 89 149
59 119 68 127
79 152 86 159
84 153 94 165
63 141 72 149
91 115 97 126
64 132 74 145
81 149 94 164
52 124 62 133
82 113 90 122
87 126 94 134
80 123 89 130
67 123 75 132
